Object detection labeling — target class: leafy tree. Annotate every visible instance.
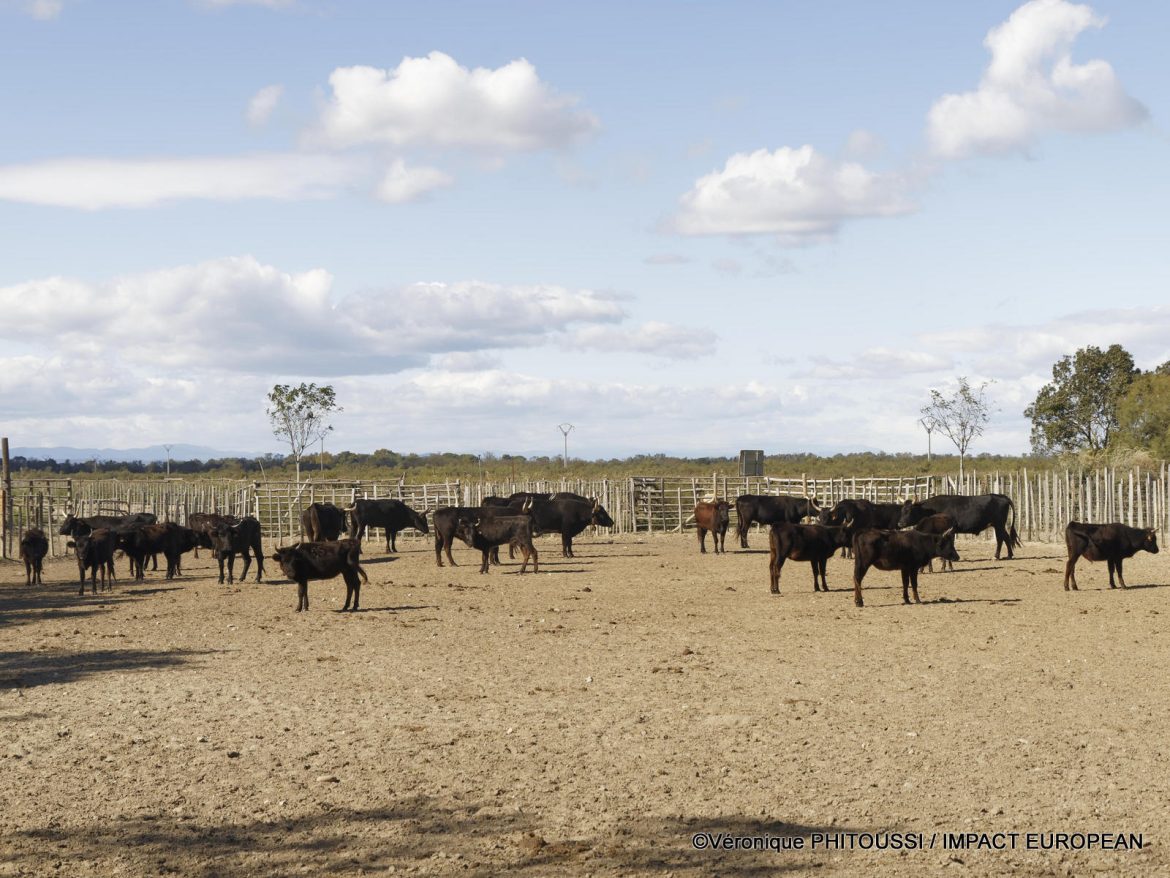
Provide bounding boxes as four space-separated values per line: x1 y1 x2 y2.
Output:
1115 369 1170 460
1024 345 1138 454
266 383 342 483
921 377 992 480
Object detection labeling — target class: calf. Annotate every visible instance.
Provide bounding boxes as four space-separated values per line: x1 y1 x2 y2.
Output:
455 514 538 574
271 540 368 612
71 528 117 595
694 500 731 554
768 522 853 593
912 513 959 572
20 528 49 586
1064 522 1159 590
189 512 238 558
851 527 959 607
208 516 265 583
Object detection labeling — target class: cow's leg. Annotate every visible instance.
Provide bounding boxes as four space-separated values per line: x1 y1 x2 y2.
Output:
217 555 226 584
480 550 491 574
297 580 309 612
489 546 501 565
529 544 538 574
901 569 911 604
254 549 264 583
435 534 445 567
1116 558 1127 589
238 552 252 582
1064 554 1078 590
909 569 922 604
78 563 85 595
342 570 359 610
698 527 707 554
769 554 782 594
227 553 238 584
852 565 866 608
517 542 531 574
445 535 457 566
716 526 726 554
1107 559 1117 589
739 518 750 549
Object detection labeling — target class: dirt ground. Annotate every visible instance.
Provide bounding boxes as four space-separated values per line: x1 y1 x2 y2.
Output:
1 529 1168 877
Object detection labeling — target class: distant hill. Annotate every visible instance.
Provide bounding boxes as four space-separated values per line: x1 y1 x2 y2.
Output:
11 444 262 463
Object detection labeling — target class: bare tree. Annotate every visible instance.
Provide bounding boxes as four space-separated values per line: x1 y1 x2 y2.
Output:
266 383 341 484
921 377 992 481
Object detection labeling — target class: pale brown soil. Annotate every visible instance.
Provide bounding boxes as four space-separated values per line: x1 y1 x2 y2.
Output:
1 532 1167 877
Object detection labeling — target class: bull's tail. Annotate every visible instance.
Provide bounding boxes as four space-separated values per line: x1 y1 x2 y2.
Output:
356 563 369 584
1008 498 1022 548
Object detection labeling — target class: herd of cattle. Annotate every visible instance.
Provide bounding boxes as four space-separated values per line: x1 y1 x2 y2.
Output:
10 489 1160 612
694 492 1158 607
12 492 614 612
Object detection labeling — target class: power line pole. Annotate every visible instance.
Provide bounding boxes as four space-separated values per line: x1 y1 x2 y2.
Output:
918 417 936 462
557 423 574 469
164 444 173 478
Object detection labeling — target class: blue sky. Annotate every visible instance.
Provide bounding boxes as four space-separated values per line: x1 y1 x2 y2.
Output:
0 0 1166 459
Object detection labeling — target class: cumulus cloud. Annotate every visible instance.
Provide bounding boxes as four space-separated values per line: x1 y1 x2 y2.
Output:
927 0 1146 159
314 51 599 151
246 84 284 126
374 159 455 203
0 154 362 209
671 145 917 244
0 257 714 377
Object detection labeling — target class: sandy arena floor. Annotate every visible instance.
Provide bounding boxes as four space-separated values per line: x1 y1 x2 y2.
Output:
1 530 1167 877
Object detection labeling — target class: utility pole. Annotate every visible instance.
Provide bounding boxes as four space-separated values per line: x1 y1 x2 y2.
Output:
918 417 936 462
164 444 173 478
557 423 574 469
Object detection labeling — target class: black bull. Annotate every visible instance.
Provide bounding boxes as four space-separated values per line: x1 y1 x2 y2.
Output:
735 495 821 549
896 494 1021 559
347 499 429 552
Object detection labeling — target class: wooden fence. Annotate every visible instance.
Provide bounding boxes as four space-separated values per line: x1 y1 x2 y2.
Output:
3 466 1169 557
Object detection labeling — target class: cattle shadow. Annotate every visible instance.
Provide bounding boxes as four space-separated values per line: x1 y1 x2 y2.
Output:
1103 582 1170 591
0 797 877 876
926 597 1022 605
350 604 440 614
0 582 151 630
122 586 184 596
0 647 214 689
354 556 400 566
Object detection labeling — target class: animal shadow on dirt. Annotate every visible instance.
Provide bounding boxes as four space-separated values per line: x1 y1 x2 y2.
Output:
0 798 880 875
0 648 215 689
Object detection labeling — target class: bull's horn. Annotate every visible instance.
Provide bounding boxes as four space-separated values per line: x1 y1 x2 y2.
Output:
522 498 532 513
843 517 854 528
344 504 356 511
592 498 599 511
941 527 955 538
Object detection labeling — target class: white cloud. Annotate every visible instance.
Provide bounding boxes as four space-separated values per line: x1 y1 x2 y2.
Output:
0 258 716 376
28 0 62 18
672 145 916 243
246 84 284 126
0 154 362 209
643 253 692 266
926 0 1146 159
374 159 455 203
314 51 599 151
568 322 717 359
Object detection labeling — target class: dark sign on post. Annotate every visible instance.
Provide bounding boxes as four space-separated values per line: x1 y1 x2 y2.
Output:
739 449 764 477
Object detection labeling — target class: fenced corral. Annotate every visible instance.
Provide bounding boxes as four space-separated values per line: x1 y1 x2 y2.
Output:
2 465 1169 557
